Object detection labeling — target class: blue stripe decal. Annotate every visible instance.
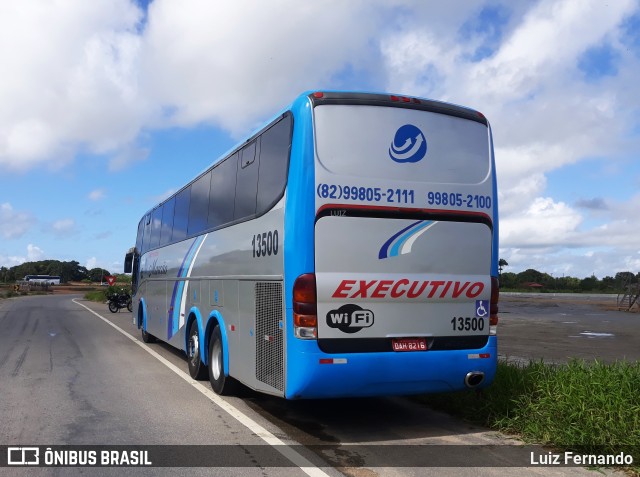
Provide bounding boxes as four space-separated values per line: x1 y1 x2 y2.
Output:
388 220 434 258
378 221 423 259
378 220 424 259
167 236 205 340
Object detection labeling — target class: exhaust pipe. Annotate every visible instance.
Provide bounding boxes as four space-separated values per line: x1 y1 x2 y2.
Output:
464 371 485 388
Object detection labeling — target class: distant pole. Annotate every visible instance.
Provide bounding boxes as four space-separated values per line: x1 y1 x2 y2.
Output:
100 268 103 286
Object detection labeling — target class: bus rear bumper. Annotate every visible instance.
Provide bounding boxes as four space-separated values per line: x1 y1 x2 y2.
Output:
285 336 497 399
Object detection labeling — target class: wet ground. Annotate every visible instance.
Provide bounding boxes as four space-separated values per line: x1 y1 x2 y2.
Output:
498 293 639 364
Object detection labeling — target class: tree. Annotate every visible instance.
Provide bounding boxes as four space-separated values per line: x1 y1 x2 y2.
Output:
498 258 508 275
517 269 553 286
88 268 111 282
499 272 518 289
615 271 637 285
580 275 599 292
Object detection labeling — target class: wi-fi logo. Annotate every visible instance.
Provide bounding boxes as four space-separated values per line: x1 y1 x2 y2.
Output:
389 124 427 163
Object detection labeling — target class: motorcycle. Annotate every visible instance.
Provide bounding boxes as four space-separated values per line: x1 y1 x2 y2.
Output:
107 290 132 313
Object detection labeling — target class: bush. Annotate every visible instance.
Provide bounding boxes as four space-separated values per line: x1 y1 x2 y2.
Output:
415 360 640 471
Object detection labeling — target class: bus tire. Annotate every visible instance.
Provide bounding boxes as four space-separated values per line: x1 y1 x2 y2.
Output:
187 320 208 380
141 328 156 343
209 325 237 395
139 309 156 343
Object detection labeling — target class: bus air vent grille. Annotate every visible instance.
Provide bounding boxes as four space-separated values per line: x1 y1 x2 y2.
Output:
255 282 284 391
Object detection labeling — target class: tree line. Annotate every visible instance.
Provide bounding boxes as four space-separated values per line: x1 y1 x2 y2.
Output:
500 264 639 293
2 259 638 293
0 260 113 284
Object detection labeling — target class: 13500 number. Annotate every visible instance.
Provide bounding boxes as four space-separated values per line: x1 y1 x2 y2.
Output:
450 316 485 332
252 230 279 257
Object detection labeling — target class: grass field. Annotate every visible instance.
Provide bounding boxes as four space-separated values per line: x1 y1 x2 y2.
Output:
417 360 640 474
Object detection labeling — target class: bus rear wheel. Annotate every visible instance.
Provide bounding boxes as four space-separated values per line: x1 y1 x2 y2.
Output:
187 320 208 380
209 325 238 395
141 328 156 343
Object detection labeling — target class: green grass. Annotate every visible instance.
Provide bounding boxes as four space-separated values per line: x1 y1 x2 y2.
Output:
84 289 108 302
416 360 640 472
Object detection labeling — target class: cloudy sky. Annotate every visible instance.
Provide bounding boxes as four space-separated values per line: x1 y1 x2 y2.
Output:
1 0 639 279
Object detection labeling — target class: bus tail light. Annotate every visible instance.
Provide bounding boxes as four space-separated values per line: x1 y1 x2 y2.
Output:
293 273 317 339
490 276 499 335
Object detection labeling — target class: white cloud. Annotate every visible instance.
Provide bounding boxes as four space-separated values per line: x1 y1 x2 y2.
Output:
139 0 390 134
0 255 26 268
108 145 149 171
27 244 45 261
86 257 98 270
88 189 106 201
0 0 147 171
501 197 583 247
0 244 45 267
0 203 35 239
49 218 77 237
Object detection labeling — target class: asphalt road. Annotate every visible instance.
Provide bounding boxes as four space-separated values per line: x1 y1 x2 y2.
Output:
0 294 629 476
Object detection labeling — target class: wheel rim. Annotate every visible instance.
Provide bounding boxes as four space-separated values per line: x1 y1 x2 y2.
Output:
189 333 199 365
212 339 222 380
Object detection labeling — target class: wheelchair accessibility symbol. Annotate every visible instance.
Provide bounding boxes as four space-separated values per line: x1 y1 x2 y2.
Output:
475 300 489 318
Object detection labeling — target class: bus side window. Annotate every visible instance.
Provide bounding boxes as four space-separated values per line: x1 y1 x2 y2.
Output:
209 153 237 229
257 115 291 214
150 205 163 249
160 197 175 246
234 141 258 220
188 171 212 236
135 219 145 255
142 213 152 254
172 187 190 242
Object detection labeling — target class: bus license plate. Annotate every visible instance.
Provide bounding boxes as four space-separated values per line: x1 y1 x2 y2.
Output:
392 338 427 352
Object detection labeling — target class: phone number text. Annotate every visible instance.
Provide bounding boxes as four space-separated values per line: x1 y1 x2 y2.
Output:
427 191 492 209
317 183 415 204
317 183 493 210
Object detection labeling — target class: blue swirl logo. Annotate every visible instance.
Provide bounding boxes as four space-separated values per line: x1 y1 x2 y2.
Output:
389 124 427 163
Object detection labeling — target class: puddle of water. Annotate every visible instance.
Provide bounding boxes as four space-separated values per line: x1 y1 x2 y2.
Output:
562 321 577 324
579 331 614 338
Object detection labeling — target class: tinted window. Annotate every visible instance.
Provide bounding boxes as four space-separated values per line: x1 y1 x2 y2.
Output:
188 171 211 235
135 219 144 253
172 187 190 242
234 141 258 220
208 153 237 228
160 197 175 246
142 214 151 254
149 206 163 249
257 115 291 213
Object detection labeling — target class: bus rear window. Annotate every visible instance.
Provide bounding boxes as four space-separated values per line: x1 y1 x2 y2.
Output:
314 105 490 185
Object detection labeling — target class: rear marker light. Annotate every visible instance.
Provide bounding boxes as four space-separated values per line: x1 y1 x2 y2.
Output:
313 92 324 98
468 353 491 360
319 358 347 365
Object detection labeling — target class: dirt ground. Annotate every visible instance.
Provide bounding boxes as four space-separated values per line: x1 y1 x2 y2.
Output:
499 293 640 364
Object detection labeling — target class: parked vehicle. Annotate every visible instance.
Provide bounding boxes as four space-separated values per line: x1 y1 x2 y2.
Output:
107 289 132 313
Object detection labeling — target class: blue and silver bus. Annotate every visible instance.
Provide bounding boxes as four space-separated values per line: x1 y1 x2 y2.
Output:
24 275 61 285
124 91 500 399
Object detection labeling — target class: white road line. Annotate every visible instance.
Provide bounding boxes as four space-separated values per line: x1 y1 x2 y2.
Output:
72 299 331 477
